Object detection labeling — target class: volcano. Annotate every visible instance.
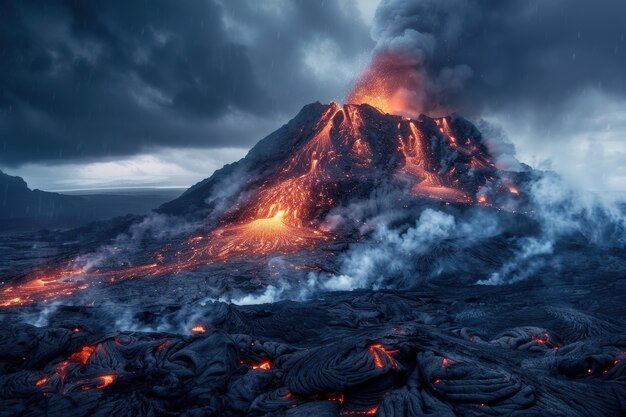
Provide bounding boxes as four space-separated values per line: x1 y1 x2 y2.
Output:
161 101 520 218
0 103 625 417
0 102 528 307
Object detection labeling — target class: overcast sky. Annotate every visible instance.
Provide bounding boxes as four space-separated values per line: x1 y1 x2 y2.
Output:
1 0 624 197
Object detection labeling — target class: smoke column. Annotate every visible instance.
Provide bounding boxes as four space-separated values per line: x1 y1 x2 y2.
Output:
347 0 472 116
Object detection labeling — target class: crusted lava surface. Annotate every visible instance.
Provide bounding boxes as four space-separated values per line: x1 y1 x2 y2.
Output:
1 277 625 416
1 103 625 416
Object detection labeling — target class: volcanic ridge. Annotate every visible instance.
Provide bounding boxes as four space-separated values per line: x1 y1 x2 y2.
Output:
0 103 625 417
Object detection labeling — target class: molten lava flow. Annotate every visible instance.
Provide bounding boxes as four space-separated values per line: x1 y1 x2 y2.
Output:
235 104 372 227
0 109 360 308
35 376 49 387
33 348 119 393
368 344 398 369
206 210 325 260
340 406 379 416
240 359 272 370
252 360 271 371
346 47 494 211
531 332 558 349
397 120 472 203
0 213 329 307
55 345 97 380
0 267 87 307
68 345 96 366
96 374 116 389
191 324 207 334
0 212 329 307
347 50 424 117
128 103 367 268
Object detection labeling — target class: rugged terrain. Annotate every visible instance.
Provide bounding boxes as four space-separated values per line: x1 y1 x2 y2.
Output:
0 103 624 416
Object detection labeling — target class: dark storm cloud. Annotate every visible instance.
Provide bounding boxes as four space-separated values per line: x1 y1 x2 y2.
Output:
0 0 373 166
371 0 626 116
216 0 375 110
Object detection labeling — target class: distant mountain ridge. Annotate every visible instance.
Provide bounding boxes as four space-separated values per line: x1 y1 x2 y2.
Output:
1 169 85 218
0 170 181 232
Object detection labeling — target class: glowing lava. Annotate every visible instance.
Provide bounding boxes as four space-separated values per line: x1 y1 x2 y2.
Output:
397 119 477 203
68 345 96 366
207 210 325 259
347 50 424 117
231 104 372 227
96 374 116 389
0 267 87 307
368 343 398 369
0 210 329 307
55 345 96 379
531 332 558 349
252 360 271 371
241 359 272 370
191 324 207 333
35 376 49 387
0 102 516 308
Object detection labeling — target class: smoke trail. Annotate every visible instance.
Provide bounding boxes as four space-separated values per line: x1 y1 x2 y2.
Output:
347 0 473 116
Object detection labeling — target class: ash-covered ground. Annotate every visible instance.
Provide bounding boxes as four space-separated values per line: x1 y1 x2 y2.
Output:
1 104 625 416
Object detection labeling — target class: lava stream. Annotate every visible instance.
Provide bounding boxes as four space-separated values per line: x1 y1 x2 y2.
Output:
0 211 328 306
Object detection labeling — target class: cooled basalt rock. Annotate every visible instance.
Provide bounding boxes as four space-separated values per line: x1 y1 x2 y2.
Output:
1 276 625 417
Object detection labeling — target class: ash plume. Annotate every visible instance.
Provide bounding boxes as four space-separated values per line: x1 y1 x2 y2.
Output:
347 0 474 116
348 0 626 195
354 0 626 118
